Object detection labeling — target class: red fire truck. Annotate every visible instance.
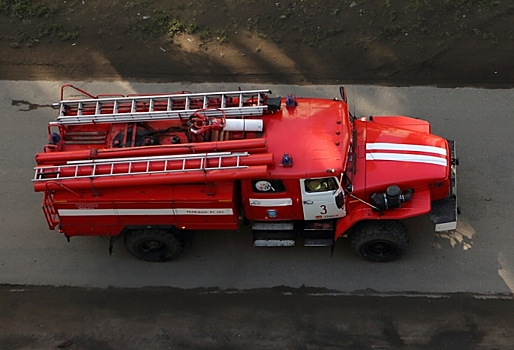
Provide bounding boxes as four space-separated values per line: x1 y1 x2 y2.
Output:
33 85 458 262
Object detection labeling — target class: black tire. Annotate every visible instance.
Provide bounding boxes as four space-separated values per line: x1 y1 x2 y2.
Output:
124 229 183 262
350 221 409 262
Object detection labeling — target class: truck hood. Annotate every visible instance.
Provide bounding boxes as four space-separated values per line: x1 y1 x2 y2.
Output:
363 121 449 194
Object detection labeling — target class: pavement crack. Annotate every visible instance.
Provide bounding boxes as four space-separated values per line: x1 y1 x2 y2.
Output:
12 100 54 111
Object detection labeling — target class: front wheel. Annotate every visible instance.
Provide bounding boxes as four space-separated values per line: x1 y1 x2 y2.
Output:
350 221 409 262
124 229 183 262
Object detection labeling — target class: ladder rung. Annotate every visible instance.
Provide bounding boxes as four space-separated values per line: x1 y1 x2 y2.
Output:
77 102 83 116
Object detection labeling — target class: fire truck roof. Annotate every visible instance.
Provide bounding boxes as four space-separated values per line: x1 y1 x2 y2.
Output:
36 90 352 187
264 97 350 179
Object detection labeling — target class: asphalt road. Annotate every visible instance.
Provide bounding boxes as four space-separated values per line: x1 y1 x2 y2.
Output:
1 81 513 295
2 285 513 350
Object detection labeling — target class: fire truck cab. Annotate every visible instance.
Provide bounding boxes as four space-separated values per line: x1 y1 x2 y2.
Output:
33 85 458 262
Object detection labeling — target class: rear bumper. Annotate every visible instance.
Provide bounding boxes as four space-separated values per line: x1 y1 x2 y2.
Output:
429 140 458 231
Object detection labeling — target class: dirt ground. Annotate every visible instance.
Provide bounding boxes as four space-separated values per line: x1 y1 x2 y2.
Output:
1 285 514 350
0 0 513 87
2 1 514 349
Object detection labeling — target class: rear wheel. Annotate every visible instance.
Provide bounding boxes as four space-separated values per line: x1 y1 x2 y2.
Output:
124 229 183 262
350 221 409 262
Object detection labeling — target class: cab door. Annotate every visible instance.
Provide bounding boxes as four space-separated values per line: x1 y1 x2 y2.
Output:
301 177 346 220
245 179 296 220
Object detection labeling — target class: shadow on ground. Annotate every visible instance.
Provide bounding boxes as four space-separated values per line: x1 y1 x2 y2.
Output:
1 285 513 349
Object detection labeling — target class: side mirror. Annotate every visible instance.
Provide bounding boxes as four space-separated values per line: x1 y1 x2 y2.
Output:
335 191 345 209
339 86 347 103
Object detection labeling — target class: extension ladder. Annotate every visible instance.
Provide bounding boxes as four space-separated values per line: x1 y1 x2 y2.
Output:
33 152 252 181
53 89 272 125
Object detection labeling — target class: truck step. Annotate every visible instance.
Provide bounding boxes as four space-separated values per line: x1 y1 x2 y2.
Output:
252 221 294 231
252 225 296 247
253 239 295 247
303 220 334 231
304 238 334 247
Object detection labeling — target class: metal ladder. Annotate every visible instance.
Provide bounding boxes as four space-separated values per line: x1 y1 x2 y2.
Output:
33 152 250 182
53 89 272 125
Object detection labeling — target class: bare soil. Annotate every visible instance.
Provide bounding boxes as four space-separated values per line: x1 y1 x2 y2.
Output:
0 0 513 87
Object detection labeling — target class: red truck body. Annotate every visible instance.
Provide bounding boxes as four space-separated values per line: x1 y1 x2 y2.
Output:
33 85 458 262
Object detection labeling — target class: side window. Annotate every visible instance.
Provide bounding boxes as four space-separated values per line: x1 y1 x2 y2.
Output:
304 177 338 193
252 179 286 193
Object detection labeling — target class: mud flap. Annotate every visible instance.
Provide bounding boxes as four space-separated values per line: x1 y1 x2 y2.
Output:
430 197 457 231
430 140 458 231
109 234 123 255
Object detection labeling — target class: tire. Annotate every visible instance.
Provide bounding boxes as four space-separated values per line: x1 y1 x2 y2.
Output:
124 229 183 262
350 221 409 262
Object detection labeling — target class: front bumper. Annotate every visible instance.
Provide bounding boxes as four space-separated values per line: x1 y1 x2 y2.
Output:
429 140 458 231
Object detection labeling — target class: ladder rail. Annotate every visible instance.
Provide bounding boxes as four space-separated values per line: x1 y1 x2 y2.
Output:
56 89 271 106
51 107 267 126
64 152 235 164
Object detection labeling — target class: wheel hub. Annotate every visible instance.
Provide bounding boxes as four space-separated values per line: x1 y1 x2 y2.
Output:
364 240 396 257
141 240 164 252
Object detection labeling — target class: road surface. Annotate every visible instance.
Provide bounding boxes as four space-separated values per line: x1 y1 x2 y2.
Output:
1 81 513 349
